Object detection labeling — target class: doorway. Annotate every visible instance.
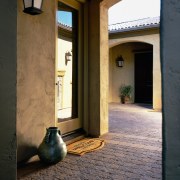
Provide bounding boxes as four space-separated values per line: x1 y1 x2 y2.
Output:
56 0 83 134
134 52 153 104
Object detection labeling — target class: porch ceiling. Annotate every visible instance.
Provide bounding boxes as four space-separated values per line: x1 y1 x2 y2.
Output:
76 0 122 8
76 0 86 3
101 0 121 8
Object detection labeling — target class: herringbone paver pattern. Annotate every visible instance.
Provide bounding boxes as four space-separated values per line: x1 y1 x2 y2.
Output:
18 103 162 180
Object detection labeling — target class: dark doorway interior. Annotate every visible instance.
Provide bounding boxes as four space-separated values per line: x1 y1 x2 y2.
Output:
135 52 153 104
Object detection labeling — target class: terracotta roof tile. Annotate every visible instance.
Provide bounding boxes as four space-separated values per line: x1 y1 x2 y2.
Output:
109 16 160 33
58 22 72 31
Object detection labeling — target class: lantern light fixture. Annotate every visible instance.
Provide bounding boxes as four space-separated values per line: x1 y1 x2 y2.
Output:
116 55 124 67
65 51 72 65
23 0 44 15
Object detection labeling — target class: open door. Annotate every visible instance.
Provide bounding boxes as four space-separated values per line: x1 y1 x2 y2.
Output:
56 0 83 135
135 52 153 104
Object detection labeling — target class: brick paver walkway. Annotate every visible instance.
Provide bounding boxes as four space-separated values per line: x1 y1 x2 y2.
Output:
18 103 162 180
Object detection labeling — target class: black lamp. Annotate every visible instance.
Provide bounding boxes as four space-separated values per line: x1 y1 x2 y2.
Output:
65 51 72 65
23 0 43 15
116 55 124 67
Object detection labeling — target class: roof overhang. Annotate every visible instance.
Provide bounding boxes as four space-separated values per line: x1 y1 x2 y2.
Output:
109 24 160 35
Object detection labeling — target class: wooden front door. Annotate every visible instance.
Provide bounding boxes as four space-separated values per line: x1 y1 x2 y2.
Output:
135 52 153 104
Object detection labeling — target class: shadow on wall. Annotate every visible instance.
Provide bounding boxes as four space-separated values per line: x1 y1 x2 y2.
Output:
17 136 38 166
17 135 53 178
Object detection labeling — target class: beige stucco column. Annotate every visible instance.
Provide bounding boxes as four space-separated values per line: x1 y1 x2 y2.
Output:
88 0 121 137
153 41 162 110
88 1 108 136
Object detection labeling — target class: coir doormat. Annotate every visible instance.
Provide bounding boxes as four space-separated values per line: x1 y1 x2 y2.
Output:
67 138 105 155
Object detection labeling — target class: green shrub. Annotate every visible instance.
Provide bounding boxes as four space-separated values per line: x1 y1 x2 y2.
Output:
119 84 133 98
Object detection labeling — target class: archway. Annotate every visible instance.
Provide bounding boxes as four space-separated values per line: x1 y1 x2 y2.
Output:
109 41 161 110
88 0 161 137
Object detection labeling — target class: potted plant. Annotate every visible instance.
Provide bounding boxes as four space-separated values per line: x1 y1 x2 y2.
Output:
119 84 133 104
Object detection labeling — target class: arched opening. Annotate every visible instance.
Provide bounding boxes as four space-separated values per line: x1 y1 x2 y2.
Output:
109 42 153 104
109 41 161 110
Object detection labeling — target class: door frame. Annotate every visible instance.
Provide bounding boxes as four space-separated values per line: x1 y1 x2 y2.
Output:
56 0 83 134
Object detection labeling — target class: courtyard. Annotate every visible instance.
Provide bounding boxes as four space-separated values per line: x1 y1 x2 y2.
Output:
18 103 162 180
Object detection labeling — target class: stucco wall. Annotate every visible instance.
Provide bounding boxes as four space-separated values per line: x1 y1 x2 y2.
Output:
109 33 159 48
17 1 56 162
109 42 152 103
57 38 72 109
109 50 113 101
0 0 17 179
161 0 180 179
88 0 109 136
109 43 134 103
153 41 161 110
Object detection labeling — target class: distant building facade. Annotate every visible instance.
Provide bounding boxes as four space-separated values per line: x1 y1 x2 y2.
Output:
109 17 161 110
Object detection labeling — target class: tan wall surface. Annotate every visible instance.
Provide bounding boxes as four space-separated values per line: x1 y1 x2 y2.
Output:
109 42 152 103
153 42 161 110
88 0 110 136
109 50 113 101
17 0 56 162
109 33 159 48
100 2 109 135
109 43 134 103
58 39 72 109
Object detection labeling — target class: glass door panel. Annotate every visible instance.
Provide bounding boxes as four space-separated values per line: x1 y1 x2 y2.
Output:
57 1 81 134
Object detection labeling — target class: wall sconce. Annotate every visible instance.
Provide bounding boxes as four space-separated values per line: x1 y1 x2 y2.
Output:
65 51 72 65
116 55 124 67
23 0 44 15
